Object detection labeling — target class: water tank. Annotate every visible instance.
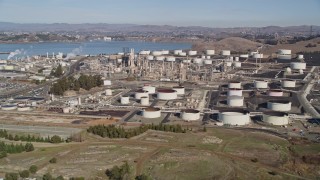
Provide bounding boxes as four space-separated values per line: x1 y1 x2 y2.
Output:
120 96 130 105
142 107 161 118
221 50 231 56
180 109 200 121
227 88 243 97
254 80 268 89
267 100 291 112
206 50 215 55
227 96 244 107
140 96 149 106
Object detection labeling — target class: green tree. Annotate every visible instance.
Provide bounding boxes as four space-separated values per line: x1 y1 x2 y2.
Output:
56 175 65 180
25 143 34 152
135 174 152 180
19 170 30 178
54 64 63 77
49 157 57 163
5 172 19 180
29 165 38 174
43 172 53 180
50 135 63 143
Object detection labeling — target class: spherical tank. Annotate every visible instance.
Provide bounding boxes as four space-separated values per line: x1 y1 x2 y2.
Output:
166 57 176 62
135 89 149 100
172 86 185 95
140 96 149 106
180 109 200 121
142 107 161 118
267 100 291 112
268 90 283 97
219 111 250 126
254 80 268 89
263 111 289 125
206 50 215 55
188 50 197 56
281 80 296 88
157 89 177 100
120 96 130 105
174 50 183 55
227 96 244 107
105 89 112 96
142 85 156 94
227 88 243 97
290 62 306 70
228 81 241 89
221 50 231 56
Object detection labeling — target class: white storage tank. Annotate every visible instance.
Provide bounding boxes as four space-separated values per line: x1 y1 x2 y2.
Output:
228 81 241 89
206 50 215 55
254 80 268 89
183 59 192 63
140 96 149 106
161 50 169 55
157 89 177 100
240 54 249 58
263 111 289 126
219 110 250 126
139 50 150 55
147 55 154 61
268 89 283 97
253 53 263 59
142 107 161 118
17 106 32 112
226 61 232 67
135 89 149 100
267 100 291 112
1 104 17 111
297 54 304 60
174 50 183 55
188 50 197 56
227 96 244 107
204 59 212 65
63 107 70 114
178 52 187 56
152 51 162 56
193 58 203 64
166 57 176 62
103 80 112 86
142 85 156 94
290 62 306 70
281 80 296 88
221 50 231 56
233 61 241 68
172 86 185 95
227 88 243 97
277 49 292 60
105 89 112 96
180 109 200 121
120 96 130 105
235 57 239 61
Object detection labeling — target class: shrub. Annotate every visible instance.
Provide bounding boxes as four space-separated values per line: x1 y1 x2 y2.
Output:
19 170 30 178
25 142 35 152
5 172 19 180
50 135 63 143
49 157 57 163
29 165 38 174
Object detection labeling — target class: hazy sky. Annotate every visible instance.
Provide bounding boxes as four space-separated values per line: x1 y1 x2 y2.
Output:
0 0 319 27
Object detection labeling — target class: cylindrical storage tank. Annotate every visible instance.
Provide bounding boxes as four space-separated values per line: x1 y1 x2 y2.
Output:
219 110 250 126
147 55 154 61
105 89 112 96
63 107 70 113
278 49 291 55
278 54 292 60
103 80 112 86
281 80 296 88
250 51 258 56
1 104 17 111
135 89 149 100
206 56 211 59
235 57 239 61
233 62 241 68
268 89 283 97
161 50 169 55
174 50 183 55
297 54 304 60
290 62 306 70
188 50 197 56
180 109 200 121
155 56 165 61
204 59 212 65
201 55 206 59
263 111 289 126
17 106 32 111
227 88 243 97
267 100 291 112
157 89 177 100
193 58 203 64
221 50 231 56
139 50 150 55
227 96 244 107
140 96 149 106
228 81 241 89
120 96 130 105
253 53 263 59
152 51 162 56
183 59 192 63
206 50 215 55
240 54 249 58
178 52 187 56
166 57 176 62
254 80 268 89
142 85 156 94
117 59 122 63
230 56 234 61
142 107 161 118
226 61 232 67
172 86 185 95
